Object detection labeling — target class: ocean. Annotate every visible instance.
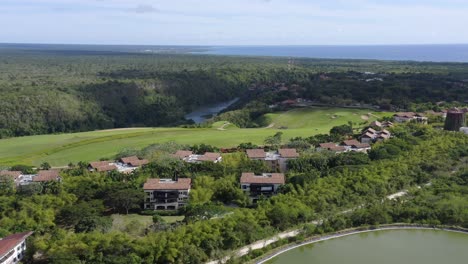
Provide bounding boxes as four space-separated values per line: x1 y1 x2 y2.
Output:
2 43 468 63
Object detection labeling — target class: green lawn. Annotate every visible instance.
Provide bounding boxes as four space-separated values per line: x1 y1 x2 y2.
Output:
161 215 185 223
0 107 393 167
111 214 153 236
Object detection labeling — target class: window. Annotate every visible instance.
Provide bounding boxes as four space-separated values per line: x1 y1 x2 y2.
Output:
242 185 247 189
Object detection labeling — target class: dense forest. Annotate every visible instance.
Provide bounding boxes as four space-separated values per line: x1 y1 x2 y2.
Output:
0 123 467 263
1 48 468 137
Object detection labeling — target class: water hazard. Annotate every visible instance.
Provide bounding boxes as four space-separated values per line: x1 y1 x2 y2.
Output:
266 229 468 264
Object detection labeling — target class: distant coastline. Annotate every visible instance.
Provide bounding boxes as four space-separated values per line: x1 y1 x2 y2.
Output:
1 43 468 62
193 44 468 63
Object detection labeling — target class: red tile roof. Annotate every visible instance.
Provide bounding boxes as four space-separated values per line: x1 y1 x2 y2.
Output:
0 231 33 258
341 140 361 146
355 143 371 149
364 127 377 134
33 170 60 182
174 150 193 159
197 152 221 162
319 143 347 152
143 178 191 190
240 173 285 184
369 121 382 127
0 171 22 181
89 161 111 169
96 165 117 172
278 149 299 158
119 156 149 167
246 149 266 159
361 132 375 138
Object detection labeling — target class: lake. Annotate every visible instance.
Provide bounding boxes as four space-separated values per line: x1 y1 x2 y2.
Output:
196 45 468 63
265 229 468 264
184 98 239 124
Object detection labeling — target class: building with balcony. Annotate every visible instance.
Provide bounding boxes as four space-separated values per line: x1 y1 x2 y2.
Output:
246 148 299 172
240 172 285 202
0 231 33 264
143 178 191 210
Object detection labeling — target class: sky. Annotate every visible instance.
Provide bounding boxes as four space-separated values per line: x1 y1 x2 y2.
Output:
1 0 468 45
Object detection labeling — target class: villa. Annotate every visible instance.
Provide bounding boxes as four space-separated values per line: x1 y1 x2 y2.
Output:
0 231 33 264
393 112 428 124
246 148 299 172
174 151 222 163
0 170 61 186
143 178 191 210
240 172 285 201
88 156 148 174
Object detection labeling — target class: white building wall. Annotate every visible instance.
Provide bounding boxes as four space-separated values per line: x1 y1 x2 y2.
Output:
0 239 27 264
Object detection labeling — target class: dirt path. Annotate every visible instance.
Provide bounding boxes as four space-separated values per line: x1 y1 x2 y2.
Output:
265 123 275 129
217 122 231 131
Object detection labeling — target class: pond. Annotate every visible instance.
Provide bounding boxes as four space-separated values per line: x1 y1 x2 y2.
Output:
265 229 468 264
184 98 239 124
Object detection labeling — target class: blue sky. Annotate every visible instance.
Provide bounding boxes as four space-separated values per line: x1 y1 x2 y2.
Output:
1 0 467 45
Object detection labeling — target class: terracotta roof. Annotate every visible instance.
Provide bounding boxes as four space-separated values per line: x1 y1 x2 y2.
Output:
364 127 377 134
143 178 191 190
246 149 266 159
320 142 338 149
354 143 371 149
96 165 117 172
361 132 375 138
174 150 193 159
378 133 391 139
0 231 33 258
33 170 60 182
341 140 361 146
0 171 22 181
119 156 149 167
278 149 299 158
382 121 394 127
380 129 391 135
197 152 221 162
89 161 111 169
369 121 382 127
240 173 285 184
120 156 139 164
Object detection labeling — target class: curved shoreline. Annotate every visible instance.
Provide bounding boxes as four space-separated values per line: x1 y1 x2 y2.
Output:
255 224 468 264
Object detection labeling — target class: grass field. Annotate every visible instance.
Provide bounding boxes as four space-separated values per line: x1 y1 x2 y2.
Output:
0 107 392 167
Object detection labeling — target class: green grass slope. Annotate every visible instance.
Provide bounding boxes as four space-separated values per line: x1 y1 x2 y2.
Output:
0 107 393 167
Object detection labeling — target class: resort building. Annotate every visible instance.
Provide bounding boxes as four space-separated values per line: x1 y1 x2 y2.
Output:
0 171 22 186
33 170 61 183
116 156 149 173
246 148 299 172
393 112 428 124
0 231 33 264
340 140 371 153
174 151 222 163
89 157 148 174
360 127 392 144
240 172 285 201
318 143 347 153
143 178 191 210
88 161 116 173
0 170 61 186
